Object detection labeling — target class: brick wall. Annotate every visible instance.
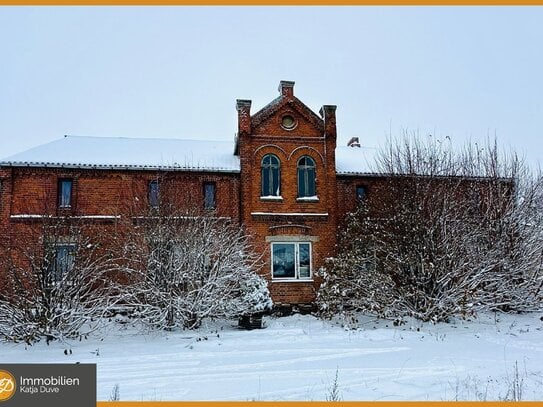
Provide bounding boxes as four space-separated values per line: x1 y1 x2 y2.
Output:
237 81 339 304
0 167 241 291
7 168 240 220
0 81 388 306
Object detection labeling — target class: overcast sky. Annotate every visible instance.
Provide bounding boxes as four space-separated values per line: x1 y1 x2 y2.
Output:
0 6 541 167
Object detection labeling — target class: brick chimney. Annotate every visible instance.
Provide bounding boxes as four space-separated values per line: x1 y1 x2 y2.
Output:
319 104 337 139
278 80 295 98
236 99 252 136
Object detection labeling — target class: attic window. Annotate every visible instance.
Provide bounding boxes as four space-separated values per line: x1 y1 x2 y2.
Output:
281 115 296 130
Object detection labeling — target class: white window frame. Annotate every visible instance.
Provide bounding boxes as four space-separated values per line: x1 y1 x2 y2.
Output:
271 242 312 281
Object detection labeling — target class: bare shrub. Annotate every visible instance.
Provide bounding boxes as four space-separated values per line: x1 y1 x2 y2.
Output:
0 217 119 343
318 135 543 322
117 202 272 330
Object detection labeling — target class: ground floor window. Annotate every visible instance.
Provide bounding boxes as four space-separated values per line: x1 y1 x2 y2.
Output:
271 242 311 280
49 244 76 283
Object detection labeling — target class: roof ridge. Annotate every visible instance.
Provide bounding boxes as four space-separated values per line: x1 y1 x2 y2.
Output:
63 135 232 143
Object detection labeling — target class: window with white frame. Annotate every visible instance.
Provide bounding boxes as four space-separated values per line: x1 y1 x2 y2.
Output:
271 242 311 280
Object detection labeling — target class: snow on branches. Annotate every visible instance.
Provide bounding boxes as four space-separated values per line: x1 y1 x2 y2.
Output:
117 204 271 330
0 217 119 343
318 136 543 323
0 185 272 342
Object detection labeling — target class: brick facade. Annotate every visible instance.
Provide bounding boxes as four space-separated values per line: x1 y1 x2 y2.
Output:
0 81 380 305
236 81 341 304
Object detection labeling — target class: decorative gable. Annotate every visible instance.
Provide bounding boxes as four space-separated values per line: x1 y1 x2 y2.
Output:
235 81 337 155
250 81 325 137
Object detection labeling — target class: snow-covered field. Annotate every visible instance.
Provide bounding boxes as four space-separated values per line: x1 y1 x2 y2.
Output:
1 312 543 401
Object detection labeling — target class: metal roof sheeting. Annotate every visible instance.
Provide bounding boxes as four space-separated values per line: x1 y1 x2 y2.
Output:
1 135 376 176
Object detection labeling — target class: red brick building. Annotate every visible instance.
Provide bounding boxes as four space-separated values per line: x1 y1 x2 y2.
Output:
0 81 378 305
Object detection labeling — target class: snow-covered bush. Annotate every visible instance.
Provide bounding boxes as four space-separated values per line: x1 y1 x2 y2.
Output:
118 207 271 330
235 272 273 315
318 136 543 322
0 218 118 343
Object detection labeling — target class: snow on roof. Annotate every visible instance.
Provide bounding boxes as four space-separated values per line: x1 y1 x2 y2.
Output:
335 145 378 175
0 135 240 173
0 135 378 176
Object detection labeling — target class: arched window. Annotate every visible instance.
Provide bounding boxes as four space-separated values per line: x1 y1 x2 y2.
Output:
261 154 281 197
297 156 316 197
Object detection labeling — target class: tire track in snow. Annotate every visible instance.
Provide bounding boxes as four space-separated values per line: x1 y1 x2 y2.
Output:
214 365 454 401
97 346 409 382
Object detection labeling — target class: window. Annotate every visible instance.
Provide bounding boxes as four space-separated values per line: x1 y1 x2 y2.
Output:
469 188 481 215
149 180 160 208
281 114 297 130
261 154 281 197
272 242 312 280
297 156 316 198
204 182 216 210
148 240 177 282
49 244 76 283
356 185 367 202
58 179 73 208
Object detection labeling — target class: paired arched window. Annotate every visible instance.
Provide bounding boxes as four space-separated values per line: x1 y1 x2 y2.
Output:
261 154 317 198
261 154 281 197
297 156 316 197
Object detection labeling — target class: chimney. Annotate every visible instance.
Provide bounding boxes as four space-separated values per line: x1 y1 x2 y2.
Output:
319 104 337 139
278 80 295 98
236 99 252 136
347 136 360 147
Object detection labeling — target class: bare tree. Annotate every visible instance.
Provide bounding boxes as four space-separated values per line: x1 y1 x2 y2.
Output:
117 202 272 330
0 173 272 340
318 135 543 322
0 216 119 343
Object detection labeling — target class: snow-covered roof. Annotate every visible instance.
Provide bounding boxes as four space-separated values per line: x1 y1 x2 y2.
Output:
335 146 378 175
0 135 241 173
0 135 378 176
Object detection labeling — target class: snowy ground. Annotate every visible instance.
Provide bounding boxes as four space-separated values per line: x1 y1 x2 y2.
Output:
1 312 543 401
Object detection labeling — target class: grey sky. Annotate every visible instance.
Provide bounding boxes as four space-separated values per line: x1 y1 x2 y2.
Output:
0 6 541 167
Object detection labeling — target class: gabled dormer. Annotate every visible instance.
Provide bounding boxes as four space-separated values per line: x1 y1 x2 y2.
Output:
235 81 337 155
251 81 325 137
